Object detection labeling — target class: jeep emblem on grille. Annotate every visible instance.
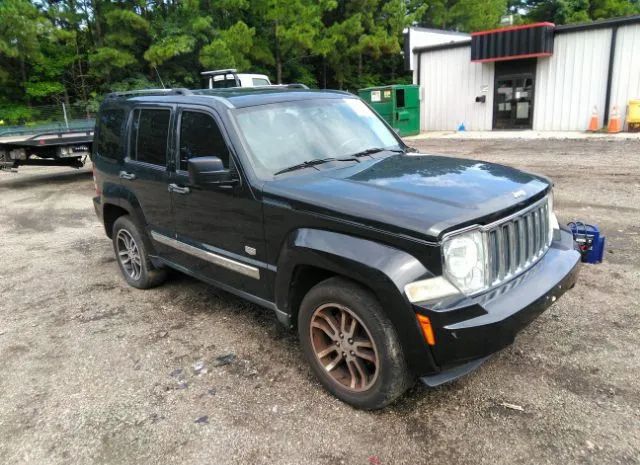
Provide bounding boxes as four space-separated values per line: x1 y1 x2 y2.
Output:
512 189 526 198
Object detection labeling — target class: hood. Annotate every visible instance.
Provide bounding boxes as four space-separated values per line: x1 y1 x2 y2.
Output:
262 154 550 241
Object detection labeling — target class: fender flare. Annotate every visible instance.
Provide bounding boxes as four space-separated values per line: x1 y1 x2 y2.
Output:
101 182 148 230
275 228 439 374
100 183 162 259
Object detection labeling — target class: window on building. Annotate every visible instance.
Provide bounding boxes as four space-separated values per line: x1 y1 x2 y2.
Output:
396 89 405 108
129 109 170 166
178 111 230 172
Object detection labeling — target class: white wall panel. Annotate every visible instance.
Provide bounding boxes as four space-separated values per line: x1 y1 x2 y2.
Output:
610 24 640 125
418 47 494 131
406 28 469 71
534 29 611 130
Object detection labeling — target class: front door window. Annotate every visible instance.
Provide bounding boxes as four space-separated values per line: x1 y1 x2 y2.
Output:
178 111 230 172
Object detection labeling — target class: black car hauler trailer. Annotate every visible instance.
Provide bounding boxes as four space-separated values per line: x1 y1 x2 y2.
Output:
0 110 94 171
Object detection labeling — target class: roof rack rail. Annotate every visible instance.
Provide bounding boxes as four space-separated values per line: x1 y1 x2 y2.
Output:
105 88 192 99
201 69 237 76
252 83 309 89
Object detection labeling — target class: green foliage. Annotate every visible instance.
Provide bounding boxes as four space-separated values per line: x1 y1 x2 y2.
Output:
417 0 507 30
0 0 47 59
25 81 65 99
90 46 136 70
109 76 158 92
0 104 35 125
527 0 640 23
449 0 509 31
0 0 638 114
200 21 255 71
144 35 196 67
105 9 150 33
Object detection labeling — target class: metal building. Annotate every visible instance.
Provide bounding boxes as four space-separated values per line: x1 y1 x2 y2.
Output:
406 15 640 131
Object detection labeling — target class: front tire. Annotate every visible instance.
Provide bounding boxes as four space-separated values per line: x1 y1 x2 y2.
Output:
298 277 412 409
112 215 167 289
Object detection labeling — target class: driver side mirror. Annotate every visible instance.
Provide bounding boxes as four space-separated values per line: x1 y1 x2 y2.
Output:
188 156 237 187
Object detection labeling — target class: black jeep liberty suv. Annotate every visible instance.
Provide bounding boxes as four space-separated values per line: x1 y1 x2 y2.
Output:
92 86 580 409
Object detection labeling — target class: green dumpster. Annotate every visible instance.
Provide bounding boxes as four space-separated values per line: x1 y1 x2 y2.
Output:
358 84 420 136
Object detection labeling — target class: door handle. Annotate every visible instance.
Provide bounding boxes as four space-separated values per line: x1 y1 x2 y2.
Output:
119 171 136 180
168 183 190 195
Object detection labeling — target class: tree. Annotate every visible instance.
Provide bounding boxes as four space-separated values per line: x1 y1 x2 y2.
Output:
0 0 49 104
417 0 507 30
449 0 508 31
1 0 638 119
91 10 149 75
200 21 256 71
252 0 333 84
316 12 365 88
527 0 640 23
143 0 213 87
589 0 640 19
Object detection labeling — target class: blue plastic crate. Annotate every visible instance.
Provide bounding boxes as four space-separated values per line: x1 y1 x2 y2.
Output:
567 222 605 264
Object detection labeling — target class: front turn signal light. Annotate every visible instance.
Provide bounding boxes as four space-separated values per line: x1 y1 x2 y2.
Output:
416 314 436 346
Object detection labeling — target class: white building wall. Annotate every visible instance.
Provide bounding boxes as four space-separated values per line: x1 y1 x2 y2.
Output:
406 27 469 71
418 47 494 131
610 24 640 126
533 29 611 131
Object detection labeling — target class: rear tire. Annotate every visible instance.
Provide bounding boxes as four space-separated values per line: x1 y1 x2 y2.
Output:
298 277 412 409
112 215 167 289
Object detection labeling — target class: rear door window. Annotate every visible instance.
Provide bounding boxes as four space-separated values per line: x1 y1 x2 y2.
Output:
129 109 170 166
94 109 125 159
252 78 270 86
178 111 230 171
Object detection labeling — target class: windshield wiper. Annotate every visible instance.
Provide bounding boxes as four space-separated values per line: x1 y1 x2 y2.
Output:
273 157 358 176
272 148 400 176
348 147 405 158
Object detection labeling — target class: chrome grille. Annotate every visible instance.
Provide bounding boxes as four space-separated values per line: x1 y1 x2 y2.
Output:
486 197 551 287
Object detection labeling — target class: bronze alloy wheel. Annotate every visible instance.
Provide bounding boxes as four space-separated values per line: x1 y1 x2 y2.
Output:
309 303 380 392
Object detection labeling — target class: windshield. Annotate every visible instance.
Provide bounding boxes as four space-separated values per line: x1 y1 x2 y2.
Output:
233 98 401 177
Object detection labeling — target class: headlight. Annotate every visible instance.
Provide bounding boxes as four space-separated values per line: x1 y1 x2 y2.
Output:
442 229 486 294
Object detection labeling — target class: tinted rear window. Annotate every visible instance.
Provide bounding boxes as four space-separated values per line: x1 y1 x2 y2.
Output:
94 109 125 159
211 77 237 88
129 109 170 166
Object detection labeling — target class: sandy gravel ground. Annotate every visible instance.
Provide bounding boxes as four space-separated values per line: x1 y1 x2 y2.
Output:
0 138 639 465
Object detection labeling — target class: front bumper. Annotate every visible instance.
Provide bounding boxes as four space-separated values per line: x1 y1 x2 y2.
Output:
416 227 580 378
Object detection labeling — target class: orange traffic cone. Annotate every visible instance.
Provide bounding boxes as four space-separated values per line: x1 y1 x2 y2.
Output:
608 106 622 133
587 106 599 132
